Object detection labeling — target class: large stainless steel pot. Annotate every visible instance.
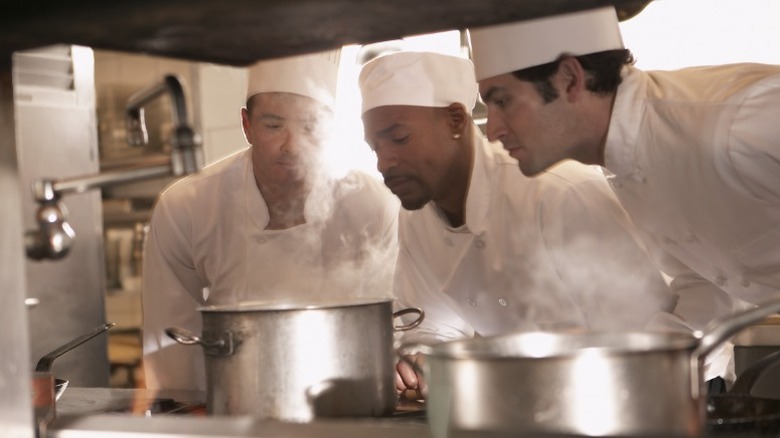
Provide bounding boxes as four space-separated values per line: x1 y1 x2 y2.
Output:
399 299 780 438
167 297 423 421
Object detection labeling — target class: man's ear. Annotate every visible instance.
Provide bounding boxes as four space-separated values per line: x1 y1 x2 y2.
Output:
240 107 252 143
446 103 468 136
556 56 588 103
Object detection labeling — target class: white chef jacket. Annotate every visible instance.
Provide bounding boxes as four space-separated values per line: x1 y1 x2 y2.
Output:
604 64 780 379
142 147 399 391
394 129 674 343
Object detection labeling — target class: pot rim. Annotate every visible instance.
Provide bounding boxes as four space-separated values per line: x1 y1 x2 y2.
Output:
422 330 700 360
197 296 394 313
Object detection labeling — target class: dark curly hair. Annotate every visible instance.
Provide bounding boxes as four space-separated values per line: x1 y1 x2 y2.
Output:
511 49 635 103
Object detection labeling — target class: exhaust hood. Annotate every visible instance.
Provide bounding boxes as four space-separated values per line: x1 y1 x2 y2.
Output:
0 0 652 66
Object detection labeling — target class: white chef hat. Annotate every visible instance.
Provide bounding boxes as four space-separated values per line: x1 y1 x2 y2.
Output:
246 49 341 108
358 51 478 115
469 7 624 81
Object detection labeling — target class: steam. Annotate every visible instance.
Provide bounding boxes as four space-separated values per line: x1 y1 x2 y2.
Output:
490 215 674 333
224 88 397 307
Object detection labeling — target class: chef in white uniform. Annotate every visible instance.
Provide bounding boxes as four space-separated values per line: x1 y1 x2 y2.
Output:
359 51 674 396
142 50 400 391
469 7 780 382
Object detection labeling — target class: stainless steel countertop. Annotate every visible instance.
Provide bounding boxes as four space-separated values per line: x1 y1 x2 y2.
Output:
50 387 431 438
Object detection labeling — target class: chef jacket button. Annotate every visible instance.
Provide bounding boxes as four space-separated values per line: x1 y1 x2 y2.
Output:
741 278 751 288
467 298 477 307
498 298 508 307
445 237 454 246
475 239 486 249
714 276 727 287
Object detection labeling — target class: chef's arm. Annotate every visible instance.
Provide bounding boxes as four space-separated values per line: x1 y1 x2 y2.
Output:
643 251 753 382
542 170 676 330
142 192 208 391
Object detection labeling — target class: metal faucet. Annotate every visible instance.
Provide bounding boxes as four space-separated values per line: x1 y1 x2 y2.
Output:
25 74 203 260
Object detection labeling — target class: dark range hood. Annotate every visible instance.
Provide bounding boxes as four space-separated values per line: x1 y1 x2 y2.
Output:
0 0 651 66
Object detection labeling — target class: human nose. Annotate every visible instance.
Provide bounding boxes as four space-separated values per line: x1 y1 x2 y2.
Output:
281 126 311 154
485 108 507 143
375 145 398 175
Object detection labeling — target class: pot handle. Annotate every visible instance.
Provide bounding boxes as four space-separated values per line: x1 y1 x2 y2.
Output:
165 327 234 356
693 298 780 360
393 307 425 331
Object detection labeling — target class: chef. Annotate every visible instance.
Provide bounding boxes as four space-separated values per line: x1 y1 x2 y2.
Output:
469 6 780 383
142 50 400 391
358 50 674 397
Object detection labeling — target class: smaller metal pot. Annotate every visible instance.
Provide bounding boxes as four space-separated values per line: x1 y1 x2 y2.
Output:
399 299 780 438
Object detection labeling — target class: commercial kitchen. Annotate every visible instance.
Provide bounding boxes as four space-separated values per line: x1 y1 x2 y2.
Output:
2 0 780 436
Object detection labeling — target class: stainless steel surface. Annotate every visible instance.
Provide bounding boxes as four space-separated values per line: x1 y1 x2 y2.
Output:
126 75 188 143
15 45 111 389
25 73 203 260
404 300 780 438
49 162 174 194
170 298 401 421
0 54 35 438
36 323 115 372
48 414 431 438
0 0 652 67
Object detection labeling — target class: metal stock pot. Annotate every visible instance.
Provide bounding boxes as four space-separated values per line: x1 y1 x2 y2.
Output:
399 299 780 438
167 297 423 421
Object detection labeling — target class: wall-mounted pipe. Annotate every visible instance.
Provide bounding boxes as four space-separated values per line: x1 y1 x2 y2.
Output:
25 74 203 260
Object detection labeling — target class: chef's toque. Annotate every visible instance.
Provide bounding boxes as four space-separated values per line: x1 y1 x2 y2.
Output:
469 6 624 81
246 49 341 109
358 51 478 115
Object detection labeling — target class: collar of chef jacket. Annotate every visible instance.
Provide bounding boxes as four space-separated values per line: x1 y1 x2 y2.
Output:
243 150 335 231
603 65 645 178
431 128 494 235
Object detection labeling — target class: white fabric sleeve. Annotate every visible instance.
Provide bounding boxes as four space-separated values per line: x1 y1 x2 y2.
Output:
141 192 207 392
540 172 676 331
727 76 780 204
644 251 753 382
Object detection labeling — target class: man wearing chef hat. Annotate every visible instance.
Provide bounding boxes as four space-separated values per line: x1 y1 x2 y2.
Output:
469 6 780 385
359 50 674 398
142 50 400 391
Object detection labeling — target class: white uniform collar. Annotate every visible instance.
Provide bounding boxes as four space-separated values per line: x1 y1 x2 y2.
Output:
243 148 333 230
431 126 491 235
604 65 646 178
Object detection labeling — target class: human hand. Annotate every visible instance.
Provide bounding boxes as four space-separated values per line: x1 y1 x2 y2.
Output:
396 354 427 400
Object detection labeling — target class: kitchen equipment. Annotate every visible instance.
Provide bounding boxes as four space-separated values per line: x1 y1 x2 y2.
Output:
166 297 423 421
707 348 780 434
732 315 780 399
34 322 115 400
31 322 114 436
399 299 780 438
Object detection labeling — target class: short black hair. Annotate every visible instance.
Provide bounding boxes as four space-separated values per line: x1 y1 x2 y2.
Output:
511 49 635 103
